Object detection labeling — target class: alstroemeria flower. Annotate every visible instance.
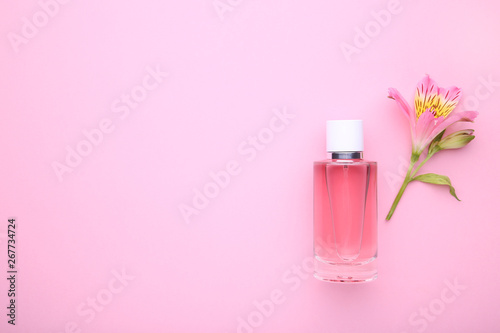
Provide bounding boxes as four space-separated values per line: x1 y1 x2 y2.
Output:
385 75 479 221
388 75 478 156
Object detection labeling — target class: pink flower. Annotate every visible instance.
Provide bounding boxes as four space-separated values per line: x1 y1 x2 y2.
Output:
385 75 479 221
388 75 478 156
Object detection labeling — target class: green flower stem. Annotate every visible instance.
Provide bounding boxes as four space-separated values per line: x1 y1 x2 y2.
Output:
386 154 419 221
410 153 432 178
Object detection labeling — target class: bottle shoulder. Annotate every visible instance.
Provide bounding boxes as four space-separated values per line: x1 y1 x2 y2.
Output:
314 159 377 166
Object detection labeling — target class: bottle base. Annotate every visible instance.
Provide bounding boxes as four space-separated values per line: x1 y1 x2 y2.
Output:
313 256 377 283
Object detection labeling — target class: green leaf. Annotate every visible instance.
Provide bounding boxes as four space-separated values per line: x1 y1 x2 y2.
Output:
412 173 461 201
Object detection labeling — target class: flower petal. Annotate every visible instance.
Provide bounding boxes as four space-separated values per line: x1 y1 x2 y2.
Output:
388 87 413 122
414 75 439 118
414 109 437 153
435 86 462 118
427 111 478 143
414 75 462 119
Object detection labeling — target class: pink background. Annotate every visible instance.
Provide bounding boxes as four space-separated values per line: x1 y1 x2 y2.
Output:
1 0 499 332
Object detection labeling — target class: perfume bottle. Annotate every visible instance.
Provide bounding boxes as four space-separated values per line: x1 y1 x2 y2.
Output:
313 120 377 283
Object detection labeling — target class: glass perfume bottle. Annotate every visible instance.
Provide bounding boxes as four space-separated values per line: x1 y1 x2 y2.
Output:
313 120 378 283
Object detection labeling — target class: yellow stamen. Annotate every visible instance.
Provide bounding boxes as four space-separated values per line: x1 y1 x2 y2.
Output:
415 88 459 119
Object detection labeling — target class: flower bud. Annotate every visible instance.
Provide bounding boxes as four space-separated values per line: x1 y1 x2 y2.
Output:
438 129 475 150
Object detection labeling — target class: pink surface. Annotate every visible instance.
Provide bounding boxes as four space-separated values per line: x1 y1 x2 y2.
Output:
1 0 499 332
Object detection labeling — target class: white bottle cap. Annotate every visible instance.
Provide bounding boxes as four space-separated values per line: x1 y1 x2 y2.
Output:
326 120 364 152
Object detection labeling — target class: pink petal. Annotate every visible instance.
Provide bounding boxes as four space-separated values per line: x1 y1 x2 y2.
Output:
427 111 479 142
437 85 462 116
414 75 463 118
414 109 437 152
414 75 439 118
388 87 414 122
